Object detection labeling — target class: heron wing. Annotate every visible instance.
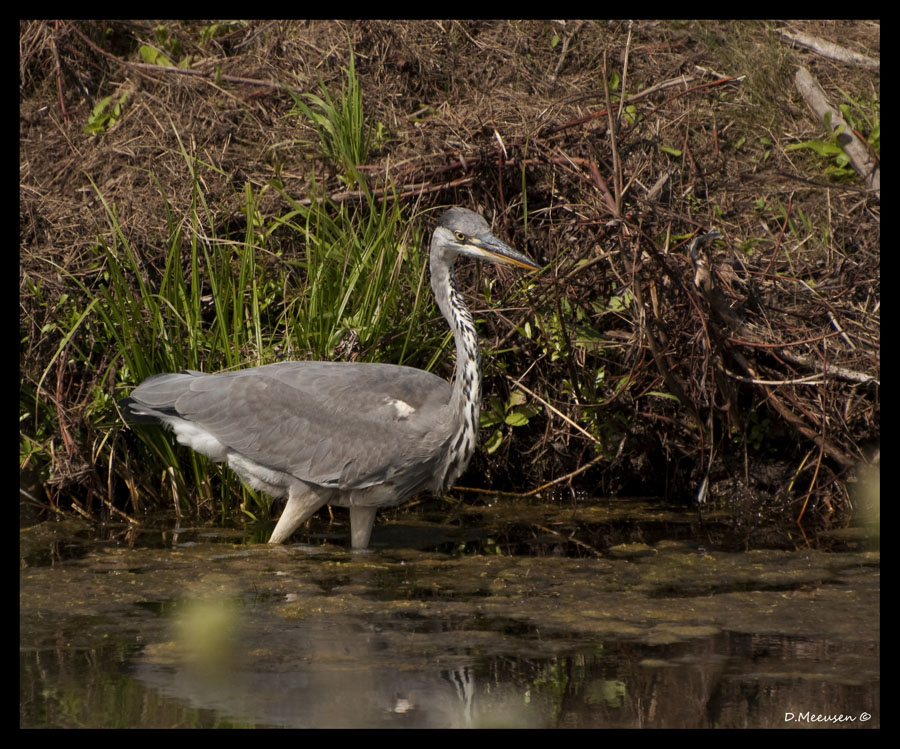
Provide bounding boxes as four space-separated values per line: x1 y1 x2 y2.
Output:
127 362 454 490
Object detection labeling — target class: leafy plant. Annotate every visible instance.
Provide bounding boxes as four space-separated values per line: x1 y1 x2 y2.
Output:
785 100 878 181
139 25 191 68
835 89 880 155
481 389 541 454
84 90 130 134
199 22 244 44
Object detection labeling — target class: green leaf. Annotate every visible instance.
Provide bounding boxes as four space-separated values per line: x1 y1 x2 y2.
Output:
480 412 502 428
484 429 503 454
139 44 174 67
139 45 158 64
90 95 113 118
505 411 529 427
507 389 527 408
645 390 681 402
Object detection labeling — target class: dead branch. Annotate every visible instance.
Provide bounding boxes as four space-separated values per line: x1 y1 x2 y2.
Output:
794 66 880 200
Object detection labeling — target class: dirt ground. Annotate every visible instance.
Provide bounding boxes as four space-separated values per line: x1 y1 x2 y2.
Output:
20 20 879 540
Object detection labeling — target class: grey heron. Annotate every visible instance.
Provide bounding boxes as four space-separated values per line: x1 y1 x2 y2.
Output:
120 207 540 549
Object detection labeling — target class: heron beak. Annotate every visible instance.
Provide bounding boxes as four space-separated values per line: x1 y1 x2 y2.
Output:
470 234 541 271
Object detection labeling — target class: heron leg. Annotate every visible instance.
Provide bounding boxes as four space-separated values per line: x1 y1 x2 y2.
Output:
268 483 329 544
349 506 378 550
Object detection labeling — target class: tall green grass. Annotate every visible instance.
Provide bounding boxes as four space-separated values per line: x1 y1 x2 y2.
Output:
111 183 436 521
21 51 449 528
288 46 374 186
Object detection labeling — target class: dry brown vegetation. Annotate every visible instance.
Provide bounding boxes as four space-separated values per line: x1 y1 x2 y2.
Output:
20 20 879 542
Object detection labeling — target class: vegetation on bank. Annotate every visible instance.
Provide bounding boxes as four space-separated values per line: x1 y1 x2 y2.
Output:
20 21 879 546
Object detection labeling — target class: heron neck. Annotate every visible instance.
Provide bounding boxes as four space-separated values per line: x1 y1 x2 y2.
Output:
431 252 482 485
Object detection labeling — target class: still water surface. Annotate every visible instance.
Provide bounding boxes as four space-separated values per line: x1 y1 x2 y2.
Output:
20 501 879 728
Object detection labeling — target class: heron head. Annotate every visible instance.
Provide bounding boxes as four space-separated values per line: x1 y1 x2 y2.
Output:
432 207 540 271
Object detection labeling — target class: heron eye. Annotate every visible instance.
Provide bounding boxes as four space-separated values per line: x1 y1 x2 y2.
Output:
454 231 466 242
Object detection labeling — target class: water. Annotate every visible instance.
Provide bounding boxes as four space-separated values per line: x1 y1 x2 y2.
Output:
20 503 879 728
